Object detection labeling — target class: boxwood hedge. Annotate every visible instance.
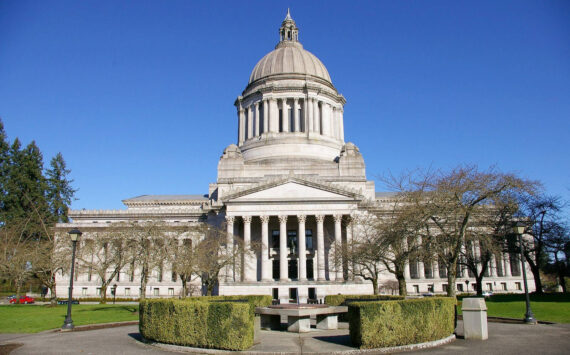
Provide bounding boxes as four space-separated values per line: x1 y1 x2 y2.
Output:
139 298 254 350
349 297 455 349
325 294 404 306
184 294 272 316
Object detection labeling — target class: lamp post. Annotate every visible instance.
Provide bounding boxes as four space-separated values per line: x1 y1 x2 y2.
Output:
62 228 82 330
512 222 536 324
112 284 117 304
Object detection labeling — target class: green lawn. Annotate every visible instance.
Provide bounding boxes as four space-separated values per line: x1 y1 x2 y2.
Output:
0 304 139 333
458 293 570 323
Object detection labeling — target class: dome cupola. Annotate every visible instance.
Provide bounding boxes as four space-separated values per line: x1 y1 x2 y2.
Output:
234 10 347 163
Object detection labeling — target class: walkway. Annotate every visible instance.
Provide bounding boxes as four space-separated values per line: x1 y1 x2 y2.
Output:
0 321 569 354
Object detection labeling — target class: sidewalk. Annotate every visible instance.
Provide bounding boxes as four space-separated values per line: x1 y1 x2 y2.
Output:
1 320 569 354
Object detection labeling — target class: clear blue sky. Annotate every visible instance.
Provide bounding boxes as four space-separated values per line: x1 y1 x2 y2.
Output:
1 1 569 212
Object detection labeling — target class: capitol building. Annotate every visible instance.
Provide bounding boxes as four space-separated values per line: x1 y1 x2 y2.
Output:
56 12 533 301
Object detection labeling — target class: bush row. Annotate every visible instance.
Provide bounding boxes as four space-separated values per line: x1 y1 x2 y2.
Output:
139 298 254 350
184 295 272 316
349 297 456 349
325 294 404 306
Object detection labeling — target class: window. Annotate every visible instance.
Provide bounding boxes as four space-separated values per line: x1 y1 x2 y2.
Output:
487 283 493 291
515 282 522 291
442 284 448 293
287 230 297 250
82 287 88 296
308 287 316 301
171 271 177 282
305 229 313 249
272 288 279 300
428 284 434 293
116 271 120 282
289 288 298 302
88 267 92 282
153 288 160 296
457 283 464 292
271 230 279 248
168 288 174 296
96 288 101 296
413 285 419 293
272 259 280 280
472 284 477 291
125 288 131 296
278 109 283 132
501 282 507 291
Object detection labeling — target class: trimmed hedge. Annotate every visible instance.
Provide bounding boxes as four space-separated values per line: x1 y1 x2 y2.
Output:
139 298 253 350
325 294 404 306
349 297 455 349
184 295 272 316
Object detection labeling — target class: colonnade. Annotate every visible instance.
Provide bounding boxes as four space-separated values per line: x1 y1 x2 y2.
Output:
237 97 344 144
224 214 349 283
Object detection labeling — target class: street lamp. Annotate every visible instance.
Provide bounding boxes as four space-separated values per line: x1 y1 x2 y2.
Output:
62 228 82 330
512 221 536 324
112 284 117 304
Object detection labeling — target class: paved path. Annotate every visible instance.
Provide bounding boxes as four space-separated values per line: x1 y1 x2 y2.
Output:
1 321 569 354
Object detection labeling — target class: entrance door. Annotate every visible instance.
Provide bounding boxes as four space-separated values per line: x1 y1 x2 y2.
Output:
289 259 298 280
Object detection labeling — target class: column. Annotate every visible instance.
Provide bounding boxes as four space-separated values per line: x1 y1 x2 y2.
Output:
339 108 344 141
247 106 253 140
269 98 278 133
503 253 512 277
403 237 411 279
243 216 255 282
432 259 439 279
260 215 271 281
254 102 260 137
297 215 307 281
346 218 355 280
263 99 269 134
321 103 329 136
302 98 308 133
238 109 245 145
474 240 482 275
334 215 343 281
279 215 288 281
314 99 320 134
293 98 300 132
281 99 289 132
332 107 338 139
460 244 467 278
225 216 235 282
417 236 425 279
490 254 497 277
307 97 313 133
316 215 326 281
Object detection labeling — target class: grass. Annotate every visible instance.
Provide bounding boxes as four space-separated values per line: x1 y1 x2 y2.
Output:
458 293 570 323
0 304 139 333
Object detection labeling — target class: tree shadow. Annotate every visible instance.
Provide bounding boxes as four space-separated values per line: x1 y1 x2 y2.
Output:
312 334 352 347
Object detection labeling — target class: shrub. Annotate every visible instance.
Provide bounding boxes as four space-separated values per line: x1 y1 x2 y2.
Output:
184 295 272 316
325 294 404 306
139 298 253 350
349 297 455 349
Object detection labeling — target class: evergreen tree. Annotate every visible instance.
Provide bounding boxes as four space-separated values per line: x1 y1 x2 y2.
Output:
46 153 76 223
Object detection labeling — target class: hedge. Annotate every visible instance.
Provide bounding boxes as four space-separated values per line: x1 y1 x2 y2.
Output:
349 297 455 349
139 298 253 350
184 295 272 316
325 294 404 306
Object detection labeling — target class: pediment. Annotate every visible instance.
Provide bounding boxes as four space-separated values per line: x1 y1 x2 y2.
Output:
223 177 362 202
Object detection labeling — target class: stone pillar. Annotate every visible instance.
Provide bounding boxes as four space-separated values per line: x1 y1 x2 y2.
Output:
269 98 278 133
254 102 260 137
334 215 343 281
279 215 288 281
503 253 512 277
314 100 320 134
307 97 313 132
247 106 253 140
418 236 425 279
316 215 326 281
260 215 271 281
403 237 411 279
490 254 497 277
331 107 338 139
293 98 300 132
281 99 289 132
263 100 269 134
339 108 344 141
238 109 245 145
346 219 355 280
243 216 255 282
321 103 330 136
433 259 440 279
302 98 308 133
298 215 307 281
225 216 235 282
474 240 482 275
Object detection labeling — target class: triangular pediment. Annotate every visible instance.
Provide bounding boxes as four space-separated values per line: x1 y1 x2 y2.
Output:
223 177 363 202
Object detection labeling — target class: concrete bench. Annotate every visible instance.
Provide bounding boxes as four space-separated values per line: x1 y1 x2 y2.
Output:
255 306 348 333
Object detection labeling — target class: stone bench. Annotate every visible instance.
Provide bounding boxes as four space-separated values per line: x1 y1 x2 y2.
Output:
255 305 348 333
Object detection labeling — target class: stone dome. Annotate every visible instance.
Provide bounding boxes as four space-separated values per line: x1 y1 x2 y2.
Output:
248 42 332 84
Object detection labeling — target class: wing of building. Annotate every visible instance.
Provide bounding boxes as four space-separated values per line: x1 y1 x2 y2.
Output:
55 11 533 301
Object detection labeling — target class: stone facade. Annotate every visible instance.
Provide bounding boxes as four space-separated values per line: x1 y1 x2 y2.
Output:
55 11 535 301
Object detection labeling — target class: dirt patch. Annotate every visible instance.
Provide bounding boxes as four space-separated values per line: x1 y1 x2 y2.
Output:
0 343 23 355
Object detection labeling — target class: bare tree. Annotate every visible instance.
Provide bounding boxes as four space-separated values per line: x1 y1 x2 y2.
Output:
0 219 35 299
169 224 205 298
77 229 128 303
